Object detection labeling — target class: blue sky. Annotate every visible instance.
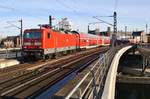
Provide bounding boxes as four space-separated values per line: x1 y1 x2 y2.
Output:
0 0 150 36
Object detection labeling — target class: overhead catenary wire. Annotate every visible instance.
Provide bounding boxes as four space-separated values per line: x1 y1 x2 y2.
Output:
0 0 108 34
55 0 78 14
0 4 15 11
0 1 52 22
70 0 92 15
93 16 113 26
114 0 119 11
54 0 92 31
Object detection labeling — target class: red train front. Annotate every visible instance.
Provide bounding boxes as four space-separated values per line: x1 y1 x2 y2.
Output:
22 25 80 59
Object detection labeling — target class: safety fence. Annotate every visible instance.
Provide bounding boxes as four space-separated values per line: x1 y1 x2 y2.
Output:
56 45 126 99
0 48 21 59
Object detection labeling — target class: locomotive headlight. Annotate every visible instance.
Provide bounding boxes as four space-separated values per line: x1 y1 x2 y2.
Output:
24 42 31 45
23 46 27 49
34 42 42 46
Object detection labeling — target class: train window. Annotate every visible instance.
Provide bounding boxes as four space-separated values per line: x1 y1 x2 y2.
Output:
24 32 41 39
24 33 30 38
48 33 51 38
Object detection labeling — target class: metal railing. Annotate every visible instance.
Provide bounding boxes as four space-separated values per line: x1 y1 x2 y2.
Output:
0 48 21 59
64 46 123 99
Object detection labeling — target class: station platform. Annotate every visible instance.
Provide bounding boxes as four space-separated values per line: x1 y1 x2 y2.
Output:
0 48 20 52
0 59 20 68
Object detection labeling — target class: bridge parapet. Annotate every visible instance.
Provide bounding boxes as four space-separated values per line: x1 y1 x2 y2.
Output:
102 46 132 99
53 45 131 99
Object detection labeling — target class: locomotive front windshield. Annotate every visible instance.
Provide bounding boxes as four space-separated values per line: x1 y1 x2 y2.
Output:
24 32 42 39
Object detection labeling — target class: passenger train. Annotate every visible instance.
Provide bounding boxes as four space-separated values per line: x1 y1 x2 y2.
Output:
22 25 110 60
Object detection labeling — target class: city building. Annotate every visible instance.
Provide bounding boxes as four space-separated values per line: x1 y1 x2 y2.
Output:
1 36 21 48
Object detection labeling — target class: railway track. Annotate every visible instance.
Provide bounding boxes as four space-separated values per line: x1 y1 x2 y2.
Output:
0 47 108 82
0 47 108 98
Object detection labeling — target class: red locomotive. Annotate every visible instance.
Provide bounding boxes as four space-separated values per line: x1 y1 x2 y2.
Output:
22 25 110 60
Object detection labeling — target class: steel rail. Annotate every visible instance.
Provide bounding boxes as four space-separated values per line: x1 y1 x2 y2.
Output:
0 47 107 83
4 53 99 98
0 48 108 98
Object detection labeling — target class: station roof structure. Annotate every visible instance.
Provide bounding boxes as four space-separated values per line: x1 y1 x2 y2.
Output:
132 31 144 36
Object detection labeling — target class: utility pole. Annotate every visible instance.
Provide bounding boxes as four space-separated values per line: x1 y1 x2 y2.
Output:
146 24 148 34
20 19 23 47
92 12 117 47
5 19 23 47
112 11 117 47
125 26 127 40
88 25 90 33
49 15 52 28
113 12 117 35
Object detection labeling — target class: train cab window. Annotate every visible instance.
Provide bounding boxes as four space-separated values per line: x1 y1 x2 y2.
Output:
24 32 42 39
48 33 51 38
